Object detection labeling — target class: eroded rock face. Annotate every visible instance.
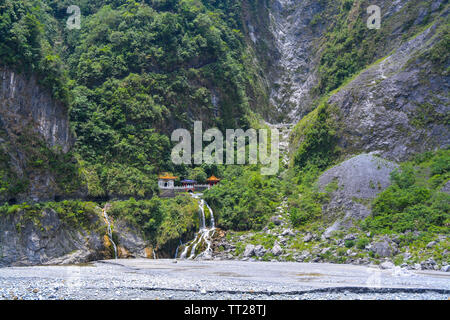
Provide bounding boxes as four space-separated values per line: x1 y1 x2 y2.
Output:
318 154 398 237
328 23 449 162
0 208 104 266
0 68 72 152
266 0 326 121
0 67 75 203
0 207 154 266
114 220 151 259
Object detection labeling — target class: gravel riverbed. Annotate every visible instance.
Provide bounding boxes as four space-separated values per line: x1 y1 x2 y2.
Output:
0 259 449 300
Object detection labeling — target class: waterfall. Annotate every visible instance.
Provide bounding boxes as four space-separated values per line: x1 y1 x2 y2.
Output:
206 202 215 228
102 205 118 260
176 193 216 260
174 239 182 259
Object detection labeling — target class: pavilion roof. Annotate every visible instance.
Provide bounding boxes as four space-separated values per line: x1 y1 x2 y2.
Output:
181 179 197 184
158 173 178 180
206 175 220 182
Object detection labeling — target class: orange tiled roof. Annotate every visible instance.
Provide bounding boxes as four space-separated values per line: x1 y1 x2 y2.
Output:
206 175 220 182
158 173 178 180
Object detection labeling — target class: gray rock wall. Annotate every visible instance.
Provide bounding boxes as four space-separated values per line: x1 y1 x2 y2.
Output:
0 207 154 266
328 23 449 161
318 154 399 237
0 68 72 152
0 208 104 266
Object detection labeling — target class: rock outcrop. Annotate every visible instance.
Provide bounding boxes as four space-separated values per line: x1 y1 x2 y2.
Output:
0 205 154 266
0 208 104 266
328 22 449 162
0 68 72 152
318 154 398 237
114 220 152 259
0 67 76 203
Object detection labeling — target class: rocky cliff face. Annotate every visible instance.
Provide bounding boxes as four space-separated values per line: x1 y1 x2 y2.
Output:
0 67 77 203
0 205 155 266
0 208 104 266
246 0 448 128
317 154 399 237
328 22 449 162
265 0 325 122
0 68 72 153
243 0 325 122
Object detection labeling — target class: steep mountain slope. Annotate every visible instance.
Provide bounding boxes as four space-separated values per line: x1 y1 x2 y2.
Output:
245 0 448 122
0 67 81 203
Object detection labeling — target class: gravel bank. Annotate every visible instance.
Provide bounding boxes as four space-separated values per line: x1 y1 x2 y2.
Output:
0 259 448 300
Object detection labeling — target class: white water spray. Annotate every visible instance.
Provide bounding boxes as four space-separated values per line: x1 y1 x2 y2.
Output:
102 205 118 260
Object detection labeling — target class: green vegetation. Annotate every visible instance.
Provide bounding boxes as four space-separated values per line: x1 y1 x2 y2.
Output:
291 103 340 171
0 200 102 231
108 196 198 247
362 149 450 235
314 0 445 95
203 165 282 231
0 0 69 102
64 0 266 197
1 0 268 199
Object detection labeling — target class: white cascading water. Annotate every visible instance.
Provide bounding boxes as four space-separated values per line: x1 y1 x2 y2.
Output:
177 193 215 260
102 206 118 260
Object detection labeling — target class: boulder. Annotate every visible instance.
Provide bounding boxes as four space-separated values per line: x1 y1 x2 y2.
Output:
254 245 267 257
426 241 438 249
370 239 398 257
380 261 395 269
270 216 283 226
281 229 295 237
271 243 283 256
344 234 356 241
243 244 255 258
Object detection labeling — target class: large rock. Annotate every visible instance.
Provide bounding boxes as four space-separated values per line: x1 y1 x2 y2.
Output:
254 245 267 257
0 67 78 203
271 243 283 256
380 261 395 270
303 233 313 242
270 215 283 226
370 239 398 258
243 244 255 258
114 220 151 258
318 154 398 237
440 181 450 194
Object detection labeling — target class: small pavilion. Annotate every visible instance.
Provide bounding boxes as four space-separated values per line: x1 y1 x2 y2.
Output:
158 173 178 189
206 175 220 187
180 179 197 192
